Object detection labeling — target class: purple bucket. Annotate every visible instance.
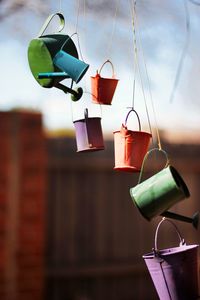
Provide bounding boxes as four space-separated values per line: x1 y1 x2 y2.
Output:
143 218 199 300
73 108 104 152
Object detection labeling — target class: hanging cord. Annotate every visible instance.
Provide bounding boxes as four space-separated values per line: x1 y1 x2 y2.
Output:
129 0 137 110
169 0 190 103
105 0 121 59
58 0 62 13
133 2 162 150
75 0 81 33
129 1 153 140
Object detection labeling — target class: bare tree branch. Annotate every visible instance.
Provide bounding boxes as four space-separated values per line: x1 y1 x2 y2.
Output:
0 0 48 22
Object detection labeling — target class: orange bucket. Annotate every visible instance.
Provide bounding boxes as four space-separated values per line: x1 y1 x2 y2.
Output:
91 60 119 105
113 109 152 172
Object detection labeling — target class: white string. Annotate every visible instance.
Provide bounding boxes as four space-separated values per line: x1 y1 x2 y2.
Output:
169 0 190 103
105 0 121 59
129 1 153 137
133 2 162 149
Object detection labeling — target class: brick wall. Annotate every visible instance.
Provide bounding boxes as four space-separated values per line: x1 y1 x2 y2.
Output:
0 111 47 300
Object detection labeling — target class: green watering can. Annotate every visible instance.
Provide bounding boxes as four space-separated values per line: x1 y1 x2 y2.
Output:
27 12 83 100
129 148 199 229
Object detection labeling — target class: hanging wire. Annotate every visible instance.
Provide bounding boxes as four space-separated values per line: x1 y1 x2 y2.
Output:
133 5 162 150
129 1 154 142
73 0 85 62
169 0 190 103
129 0 137 110
58 0 62 13
105 0 121 59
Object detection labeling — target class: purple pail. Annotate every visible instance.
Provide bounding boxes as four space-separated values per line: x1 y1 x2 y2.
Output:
143 218 199 300
73 108 104 152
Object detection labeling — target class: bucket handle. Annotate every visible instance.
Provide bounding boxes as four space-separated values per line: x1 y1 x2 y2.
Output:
98 59 116 78
138 147 170 184
124 108 141 131
37 12 65 37
153 218 186 255
84 108 93 148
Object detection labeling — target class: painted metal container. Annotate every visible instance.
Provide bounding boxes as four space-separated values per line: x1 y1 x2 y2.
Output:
73 108 104 152
143 218 199 300
27 13 78 89
113 109 152 172
53 50 89 84
130 148 190 220
91 60 119 105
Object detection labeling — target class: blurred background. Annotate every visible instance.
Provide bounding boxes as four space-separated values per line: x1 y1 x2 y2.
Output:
0 0 200 299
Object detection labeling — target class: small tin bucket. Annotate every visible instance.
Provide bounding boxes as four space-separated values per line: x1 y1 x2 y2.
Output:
113 109 152 172
73 108 104 152
91 60 119 105
143 218 199 300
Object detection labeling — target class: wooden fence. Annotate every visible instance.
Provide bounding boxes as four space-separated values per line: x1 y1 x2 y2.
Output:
45 136 200 300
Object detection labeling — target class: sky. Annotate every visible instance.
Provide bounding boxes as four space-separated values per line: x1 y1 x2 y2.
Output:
0 0 200 137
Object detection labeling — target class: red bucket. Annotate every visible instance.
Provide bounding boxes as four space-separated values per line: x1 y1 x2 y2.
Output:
113 109 152 172
91 60 119 105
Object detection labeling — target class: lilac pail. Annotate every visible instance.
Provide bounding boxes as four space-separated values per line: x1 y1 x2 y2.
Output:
143 218 199 300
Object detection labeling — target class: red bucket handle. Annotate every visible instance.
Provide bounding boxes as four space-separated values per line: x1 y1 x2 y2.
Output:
98 59 116 78
124 108 141 131
138 148 170 184
38 12 65 37
154 218 186 256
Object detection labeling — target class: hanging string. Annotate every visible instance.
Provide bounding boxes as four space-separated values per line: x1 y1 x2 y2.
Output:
58 0 62 13
133 7 162 150
105 0 121 59
72 0 85 62
129 0 137 110
131 79 136 109
129 1 153 142
75 0 81 33
169 0 190 103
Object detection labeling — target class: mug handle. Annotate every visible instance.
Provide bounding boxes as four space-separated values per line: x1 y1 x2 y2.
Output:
99 60 115 78
37 12 65 37
153 218 186 255
138 148 170 184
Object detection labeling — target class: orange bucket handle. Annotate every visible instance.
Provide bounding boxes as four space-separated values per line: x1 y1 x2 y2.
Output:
98 59 116 78
138 148 170 184
124 108 141 131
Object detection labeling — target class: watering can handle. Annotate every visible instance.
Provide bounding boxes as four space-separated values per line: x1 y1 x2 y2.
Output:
37 12 65 37
154 218 186 254
99 60 115 78
124 108 141 131
138 147 170 184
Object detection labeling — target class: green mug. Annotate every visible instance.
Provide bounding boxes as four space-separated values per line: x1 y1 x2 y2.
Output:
129 148 190 221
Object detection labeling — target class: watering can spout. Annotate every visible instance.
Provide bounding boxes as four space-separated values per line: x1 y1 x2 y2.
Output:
54 83 83 101
161 211 199 229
